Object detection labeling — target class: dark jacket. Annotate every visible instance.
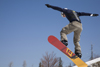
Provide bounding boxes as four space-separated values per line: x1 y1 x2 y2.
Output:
49 5 94 23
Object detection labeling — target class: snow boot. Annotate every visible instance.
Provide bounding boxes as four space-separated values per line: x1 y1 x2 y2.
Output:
75 53 82 58
61 40 68 46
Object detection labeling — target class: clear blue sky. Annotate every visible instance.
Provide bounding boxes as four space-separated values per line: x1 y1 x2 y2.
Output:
0 0 100 67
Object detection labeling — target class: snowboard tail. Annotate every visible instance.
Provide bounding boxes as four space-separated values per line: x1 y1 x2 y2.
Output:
48 35 88 67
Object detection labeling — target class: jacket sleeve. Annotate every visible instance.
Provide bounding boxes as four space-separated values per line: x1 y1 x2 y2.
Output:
77 12 99 17
77 12 92 16
49 5 65 12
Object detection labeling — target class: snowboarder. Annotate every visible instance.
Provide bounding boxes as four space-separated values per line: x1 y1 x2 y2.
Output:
45 4 98 58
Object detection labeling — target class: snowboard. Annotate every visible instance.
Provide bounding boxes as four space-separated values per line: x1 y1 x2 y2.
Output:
48 35 88 67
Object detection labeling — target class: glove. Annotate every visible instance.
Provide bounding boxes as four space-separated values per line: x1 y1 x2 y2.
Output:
45 4 51 8
93 14 99 16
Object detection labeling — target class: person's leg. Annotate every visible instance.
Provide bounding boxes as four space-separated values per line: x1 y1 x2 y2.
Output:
74 30 82 53
60 22 77 46
73 22 82 58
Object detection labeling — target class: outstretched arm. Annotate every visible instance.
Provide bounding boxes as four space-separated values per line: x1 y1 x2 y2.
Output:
77 12 99 17
45 4 64 12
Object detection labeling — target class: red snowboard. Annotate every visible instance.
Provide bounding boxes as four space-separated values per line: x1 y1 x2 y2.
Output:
48 35 88 67
48 35 77 59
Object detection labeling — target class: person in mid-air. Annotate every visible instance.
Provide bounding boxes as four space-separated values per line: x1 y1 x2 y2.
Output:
45 4 99 58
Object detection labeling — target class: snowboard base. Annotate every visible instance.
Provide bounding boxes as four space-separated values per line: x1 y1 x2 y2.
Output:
48 35 88 67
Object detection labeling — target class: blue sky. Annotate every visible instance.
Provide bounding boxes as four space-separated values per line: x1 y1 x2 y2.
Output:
0 0 100 67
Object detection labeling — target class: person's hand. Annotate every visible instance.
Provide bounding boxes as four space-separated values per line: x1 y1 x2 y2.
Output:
93 14 99 16
45 4 51 8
